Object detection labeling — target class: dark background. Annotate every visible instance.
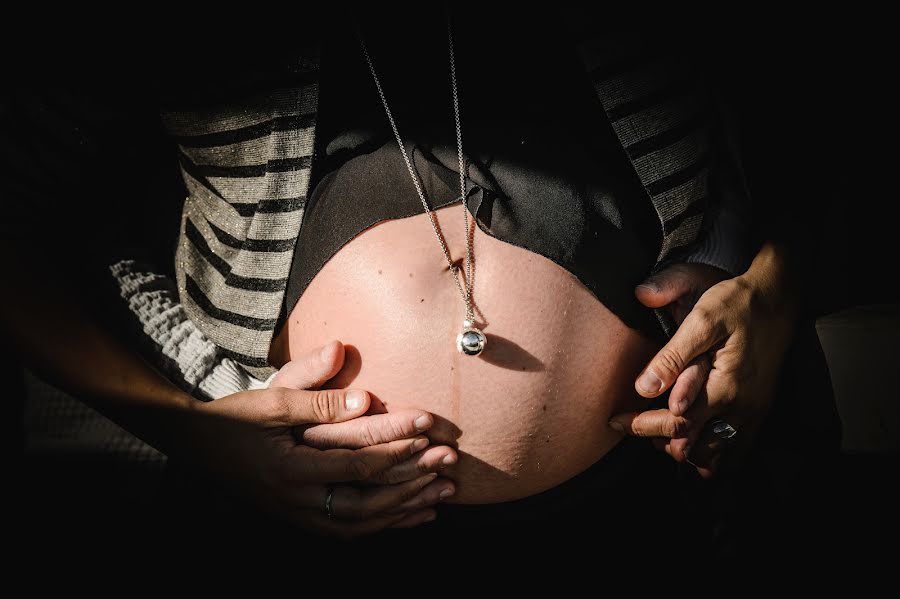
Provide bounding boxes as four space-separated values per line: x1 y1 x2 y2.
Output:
3 24 898 560
703 27 896 314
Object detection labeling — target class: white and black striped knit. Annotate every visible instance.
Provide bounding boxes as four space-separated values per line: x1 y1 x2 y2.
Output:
160 60 321 379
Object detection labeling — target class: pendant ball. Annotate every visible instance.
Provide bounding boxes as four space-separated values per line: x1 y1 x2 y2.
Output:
457 326 487 356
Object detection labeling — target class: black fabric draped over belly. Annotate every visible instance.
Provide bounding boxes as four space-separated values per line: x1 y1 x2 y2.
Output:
279 10 664 340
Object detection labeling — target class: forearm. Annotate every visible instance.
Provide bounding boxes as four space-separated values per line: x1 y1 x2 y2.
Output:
3 259 198 456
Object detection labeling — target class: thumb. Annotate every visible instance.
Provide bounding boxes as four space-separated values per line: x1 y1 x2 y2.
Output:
635 308 723 398
635 266 694 309
275 387 372 426
269 339 345 390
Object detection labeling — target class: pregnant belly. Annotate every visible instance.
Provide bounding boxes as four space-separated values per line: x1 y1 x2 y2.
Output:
270 202 659 504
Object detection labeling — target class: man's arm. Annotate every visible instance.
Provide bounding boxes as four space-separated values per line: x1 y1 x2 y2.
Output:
0 83 194 439
3 263 455 532
2 81 454 534
3 256 196 453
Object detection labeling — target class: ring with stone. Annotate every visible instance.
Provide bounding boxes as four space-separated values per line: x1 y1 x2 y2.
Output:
709 419 738 441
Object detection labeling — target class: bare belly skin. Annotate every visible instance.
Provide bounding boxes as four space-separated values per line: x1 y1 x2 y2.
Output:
270 201 659 504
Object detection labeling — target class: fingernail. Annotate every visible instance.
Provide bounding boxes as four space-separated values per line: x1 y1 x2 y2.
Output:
608 421 625 433
413 437 430 452
441 453 457 466
637 281 660 293
423 512 437 523
638 370 663 394
345 390 366 410
414 414 432 432
677 398 690 414
682 443 692 460
439 487 455 500
319 342 334 362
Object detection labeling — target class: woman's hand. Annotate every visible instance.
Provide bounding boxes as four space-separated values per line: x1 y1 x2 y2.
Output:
180 340 456 537
609 242 797 477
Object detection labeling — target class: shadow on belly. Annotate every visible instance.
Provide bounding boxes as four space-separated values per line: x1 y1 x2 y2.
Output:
478 333 546 372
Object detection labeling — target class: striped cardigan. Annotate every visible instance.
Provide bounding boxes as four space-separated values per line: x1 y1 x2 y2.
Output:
159 34 740 380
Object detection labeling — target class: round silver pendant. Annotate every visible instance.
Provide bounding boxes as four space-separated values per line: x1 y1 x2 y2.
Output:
456 326 487 356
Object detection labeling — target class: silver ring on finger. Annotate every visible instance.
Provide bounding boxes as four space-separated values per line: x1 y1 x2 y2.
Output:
709 419 738 441
324 486 336 519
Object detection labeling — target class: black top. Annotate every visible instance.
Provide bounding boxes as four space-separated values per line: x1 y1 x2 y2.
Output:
280 11 664 339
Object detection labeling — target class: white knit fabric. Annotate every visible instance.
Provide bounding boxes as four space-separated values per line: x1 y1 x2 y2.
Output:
110 260 270 400
197 359 275 399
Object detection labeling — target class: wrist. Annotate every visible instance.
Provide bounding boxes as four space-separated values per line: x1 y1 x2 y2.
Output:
739 240 798 317
147 388 210 458
161 386 199 412
97 379 206 459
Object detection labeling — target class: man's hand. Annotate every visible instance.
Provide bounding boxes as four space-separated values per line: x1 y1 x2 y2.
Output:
182 340 456 537
609 243 796 477
270 341 458 486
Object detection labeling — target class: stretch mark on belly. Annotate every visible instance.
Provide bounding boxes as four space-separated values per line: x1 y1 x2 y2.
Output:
450 352 461 433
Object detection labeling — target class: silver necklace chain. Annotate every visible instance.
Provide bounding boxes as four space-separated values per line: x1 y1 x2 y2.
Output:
359 18 476 325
